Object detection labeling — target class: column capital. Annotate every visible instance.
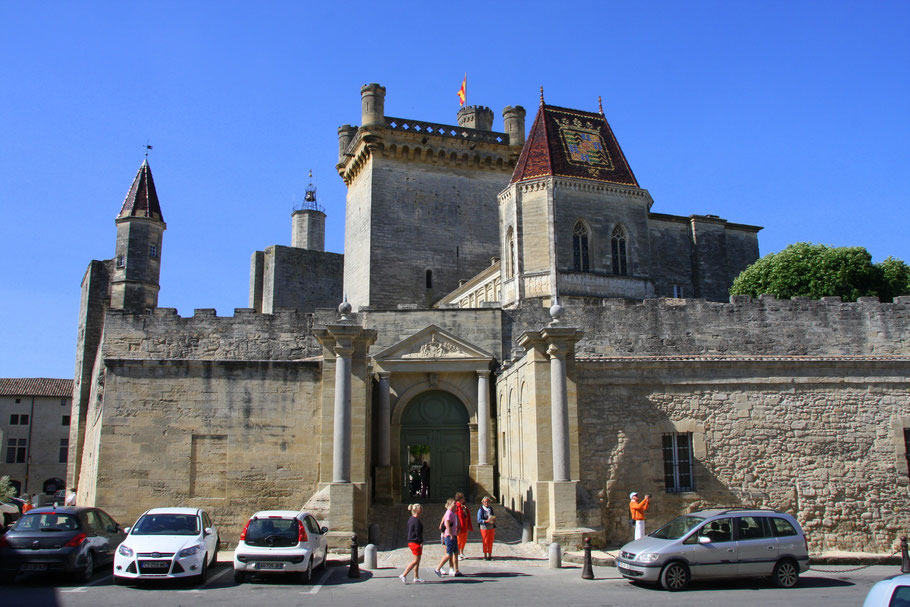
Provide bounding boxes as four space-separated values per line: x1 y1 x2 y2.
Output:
376 370 391 380
314 324 378 358
476 369 491 379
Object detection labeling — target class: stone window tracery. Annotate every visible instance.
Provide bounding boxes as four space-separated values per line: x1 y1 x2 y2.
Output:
572 221 590 272
611 225 628 275
506 227 515 279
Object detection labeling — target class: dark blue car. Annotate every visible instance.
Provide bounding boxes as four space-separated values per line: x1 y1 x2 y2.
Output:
0 506 126 583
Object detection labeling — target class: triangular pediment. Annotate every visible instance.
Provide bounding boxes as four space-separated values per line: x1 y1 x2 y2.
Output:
373 325 493 362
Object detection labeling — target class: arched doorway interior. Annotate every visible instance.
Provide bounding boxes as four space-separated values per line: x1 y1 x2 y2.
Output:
400 390 469 502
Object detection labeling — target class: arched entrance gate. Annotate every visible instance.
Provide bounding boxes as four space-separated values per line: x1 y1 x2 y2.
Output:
400 390 469 502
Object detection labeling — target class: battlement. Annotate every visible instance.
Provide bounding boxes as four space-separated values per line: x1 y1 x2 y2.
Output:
507 294 910 358
103 307 322 361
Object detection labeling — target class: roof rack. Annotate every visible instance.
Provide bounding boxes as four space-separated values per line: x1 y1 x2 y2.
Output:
712 507 781 515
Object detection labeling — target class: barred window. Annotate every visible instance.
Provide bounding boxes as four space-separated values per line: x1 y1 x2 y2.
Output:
663 433 694 492
59 438 69 464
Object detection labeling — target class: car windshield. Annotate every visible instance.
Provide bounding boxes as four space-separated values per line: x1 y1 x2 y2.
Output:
13 512 81 532
650 515 705 540
244 517 299 547
132 513 200 535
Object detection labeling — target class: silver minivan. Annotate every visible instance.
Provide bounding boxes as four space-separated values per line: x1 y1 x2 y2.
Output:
616 508 810 591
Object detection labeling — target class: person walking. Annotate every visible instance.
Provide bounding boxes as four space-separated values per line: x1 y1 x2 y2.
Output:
419 462 430 499
629 491 651 540
65 487 77 506
454 492 473 560
400 503 425 584
434 498 461 577
476 496 497 560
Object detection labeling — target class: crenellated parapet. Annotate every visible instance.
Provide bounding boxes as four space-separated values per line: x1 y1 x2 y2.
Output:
101 307 323 362
505 294 910 358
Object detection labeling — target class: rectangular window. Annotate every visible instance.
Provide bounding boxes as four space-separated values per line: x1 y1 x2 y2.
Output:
59 438 69 463
62 415 71 426
904 428 910 477
662 432 695 492
9 414 29 425
6 438 27 464
673 284 684 298
61 398 67 406
150 244 158 258
116 255 125 268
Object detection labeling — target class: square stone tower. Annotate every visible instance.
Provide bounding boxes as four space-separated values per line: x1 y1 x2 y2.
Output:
336 84 525 310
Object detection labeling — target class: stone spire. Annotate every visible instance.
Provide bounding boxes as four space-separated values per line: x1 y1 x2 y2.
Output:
118 159 164 222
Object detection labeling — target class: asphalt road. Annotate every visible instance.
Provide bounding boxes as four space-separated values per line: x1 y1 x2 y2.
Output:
0 561 897 606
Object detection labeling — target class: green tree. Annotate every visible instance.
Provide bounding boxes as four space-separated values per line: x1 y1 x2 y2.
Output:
730 243 910 302
0 475 16 503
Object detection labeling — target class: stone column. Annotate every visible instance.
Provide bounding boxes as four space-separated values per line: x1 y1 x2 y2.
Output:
477 370 491 466
376 372 391 467
374 372 394 503
333 340 354 483
547 343 570 482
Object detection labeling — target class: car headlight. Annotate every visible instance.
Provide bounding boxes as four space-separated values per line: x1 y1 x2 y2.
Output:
118 544 133 557
637 553 660 563
178 545 201 558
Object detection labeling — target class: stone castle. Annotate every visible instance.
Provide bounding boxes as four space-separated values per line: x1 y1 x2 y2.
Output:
69 83 910 552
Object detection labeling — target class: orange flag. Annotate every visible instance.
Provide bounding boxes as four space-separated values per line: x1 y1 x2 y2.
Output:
457 74 467 106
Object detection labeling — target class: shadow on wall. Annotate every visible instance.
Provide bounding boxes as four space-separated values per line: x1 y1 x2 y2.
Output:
583 390 743 547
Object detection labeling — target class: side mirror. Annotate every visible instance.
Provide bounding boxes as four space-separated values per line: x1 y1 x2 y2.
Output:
698 536 711 544
123 526 131 534
321 526 329 534
204 527 213 537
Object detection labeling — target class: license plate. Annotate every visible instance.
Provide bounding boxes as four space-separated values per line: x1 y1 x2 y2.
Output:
21 563 48 571
255 562 284 570
141 561 169 568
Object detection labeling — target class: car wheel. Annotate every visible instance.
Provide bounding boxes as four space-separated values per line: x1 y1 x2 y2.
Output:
299 556 313 584
315 548 326 572
233 570 245 584
212 543 219 566
77 551 95 583
772 558 799 588
659 561 690 591
196 558 208 586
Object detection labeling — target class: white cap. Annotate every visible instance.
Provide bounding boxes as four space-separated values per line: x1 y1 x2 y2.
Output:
629 492 638 500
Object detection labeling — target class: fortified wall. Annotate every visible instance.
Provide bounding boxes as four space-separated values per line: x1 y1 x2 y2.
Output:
499 295 910 551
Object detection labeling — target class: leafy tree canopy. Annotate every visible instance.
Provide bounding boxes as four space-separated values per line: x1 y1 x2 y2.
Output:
730 243 910 302
0 475 16 503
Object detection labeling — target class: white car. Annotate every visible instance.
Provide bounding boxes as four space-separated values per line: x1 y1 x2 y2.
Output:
113 507 219 585
233 510 328 583
862 573 910 606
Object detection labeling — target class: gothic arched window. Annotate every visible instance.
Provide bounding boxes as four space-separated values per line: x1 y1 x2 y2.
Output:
611 225 628 275
572 221 590 272
506 227 516 278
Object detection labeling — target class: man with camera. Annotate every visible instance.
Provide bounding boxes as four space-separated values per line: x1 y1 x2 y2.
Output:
629 492 651 540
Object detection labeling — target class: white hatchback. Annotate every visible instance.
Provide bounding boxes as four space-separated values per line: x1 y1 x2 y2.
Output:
113 507 219 585
233 510 328 583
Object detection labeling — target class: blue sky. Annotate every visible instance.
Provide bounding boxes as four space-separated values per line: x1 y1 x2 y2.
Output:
1 1 908 378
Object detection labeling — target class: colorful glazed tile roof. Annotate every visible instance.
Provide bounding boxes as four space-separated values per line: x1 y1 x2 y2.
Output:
0 378 74 397
118 159 164 221
510 103 638 187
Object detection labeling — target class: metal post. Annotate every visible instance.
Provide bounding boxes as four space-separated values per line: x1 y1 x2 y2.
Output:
348 536 360 578
581 536 594 579
901 536 909 574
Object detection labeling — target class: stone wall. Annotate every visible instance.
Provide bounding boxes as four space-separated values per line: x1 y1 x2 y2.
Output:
92 358 324 546
101 307 322 361
506 295 910 359
257 245 343 314
576 357 910 552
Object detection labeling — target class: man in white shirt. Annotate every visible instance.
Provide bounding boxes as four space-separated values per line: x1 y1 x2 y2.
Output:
65 487 77 506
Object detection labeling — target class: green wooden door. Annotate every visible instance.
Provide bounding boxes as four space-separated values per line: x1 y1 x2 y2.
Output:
400 390 469 502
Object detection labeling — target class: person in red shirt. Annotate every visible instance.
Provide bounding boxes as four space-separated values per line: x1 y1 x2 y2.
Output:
454 492 474 559
629 492 651 540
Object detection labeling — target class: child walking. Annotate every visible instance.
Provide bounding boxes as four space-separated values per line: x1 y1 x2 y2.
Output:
400 503 425 584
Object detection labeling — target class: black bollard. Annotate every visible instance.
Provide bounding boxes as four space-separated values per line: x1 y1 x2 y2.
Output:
901 536 909 574
581 536 594 580
348 535 360 578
